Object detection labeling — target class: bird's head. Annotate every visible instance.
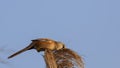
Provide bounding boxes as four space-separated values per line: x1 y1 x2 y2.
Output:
55 41 65 50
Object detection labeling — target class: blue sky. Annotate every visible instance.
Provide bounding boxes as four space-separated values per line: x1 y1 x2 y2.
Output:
0 0 120 68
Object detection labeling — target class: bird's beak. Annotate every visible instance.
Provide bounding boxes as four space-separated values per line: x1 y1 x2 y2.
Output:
8 42 35 59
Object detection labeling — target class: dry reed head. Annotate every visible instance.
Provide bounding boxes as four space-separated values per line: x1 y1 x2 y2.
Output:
44 48 84 68
44 49 57 68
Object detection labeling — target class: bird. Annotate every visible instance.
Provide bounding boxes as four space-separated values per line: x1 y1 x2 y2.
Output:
8 38 65 59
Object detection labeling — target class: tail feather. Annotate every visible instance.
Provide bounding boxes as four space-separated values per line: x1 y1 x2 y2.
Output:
8 42 35 59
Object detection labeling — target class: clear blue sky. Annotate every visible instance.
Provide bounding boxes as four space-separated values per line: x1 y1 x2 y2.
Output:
0 0 120 68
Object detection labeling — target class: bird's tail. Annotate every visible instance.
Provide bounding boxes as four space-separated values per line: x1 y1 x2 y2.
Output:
8 42 35 59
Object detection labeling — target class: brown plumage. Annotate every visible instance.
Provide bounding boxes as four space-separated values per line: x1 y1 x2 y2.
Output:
8 38 65 59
